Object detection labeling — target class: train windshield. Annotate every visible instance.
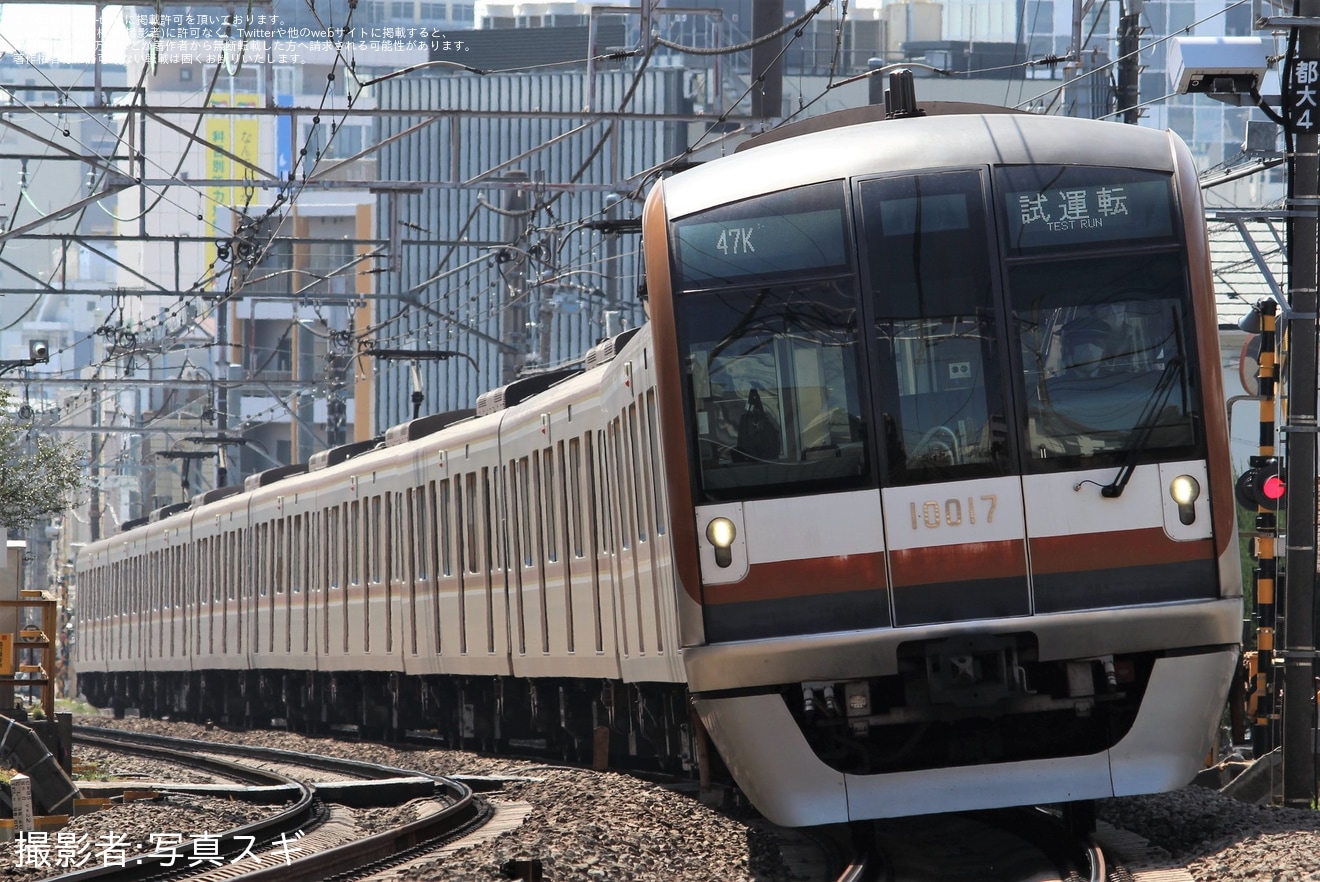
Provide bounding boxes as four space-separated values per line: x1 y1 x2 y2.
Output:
1000 166 1198 471
672 183 871 502
668 166 1200 501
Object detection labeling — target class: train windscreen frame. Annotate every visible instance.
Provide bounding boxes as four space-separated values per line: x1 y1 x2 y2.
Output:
998 165 1203 473
671 182 872 503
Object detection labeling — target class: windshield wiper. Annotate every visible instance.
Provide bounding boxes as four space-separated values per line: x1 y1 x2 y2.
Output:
1101 356 1185 499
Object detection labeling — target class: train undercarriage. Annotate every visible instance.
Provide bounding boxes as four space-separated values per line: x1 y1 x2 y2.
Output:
783 635 1157 775
79 670 702 774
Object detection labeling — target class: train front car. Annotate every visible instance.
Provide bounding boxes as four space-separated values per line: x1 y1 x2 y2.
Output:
643 110 1241 826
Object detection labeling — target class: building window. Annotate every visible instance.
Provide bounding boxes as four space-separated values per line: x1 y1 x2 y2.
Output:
303 122 367 161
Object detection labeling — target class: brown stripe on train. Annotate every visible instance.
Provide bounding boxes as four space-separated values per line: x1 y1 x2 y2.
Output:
702 552 888 604
888 539 1028 588
1029 528 1214 574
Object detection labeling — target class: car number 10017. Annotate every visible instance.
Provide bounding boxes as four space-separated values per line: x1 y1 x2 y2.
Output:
909 495 998 530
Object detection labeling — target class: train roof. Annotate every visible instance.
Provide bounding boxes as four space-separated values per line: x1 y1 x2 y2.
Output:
384 408 476 447
475 367 583 416
308 436 384 472
661 112 1180 221
244 462 310 491
86 328 644 542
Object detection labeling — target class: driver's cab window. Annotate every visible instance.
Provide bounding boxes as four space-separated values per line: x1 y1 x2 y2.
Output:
671 182 871 502
681 281 870 500
1013 254 1198 465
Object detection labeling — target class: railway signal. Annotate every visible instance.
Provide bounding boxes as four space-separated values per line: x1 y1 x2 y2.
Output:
1235 456 1287 511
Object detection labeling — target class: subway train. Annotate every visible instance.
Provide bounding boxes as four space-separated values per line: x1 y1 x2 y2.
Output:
76 104 1241 827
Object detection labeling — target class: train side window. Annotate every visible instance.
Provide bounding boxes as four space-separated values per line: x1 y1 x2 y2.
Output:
348 500 361 586
628 406 649 543
455 475 466 574
403 489 416 654
414 486 429 581
324 508 336 650
429 480 444 652
291 516 302 595
543 447 558 564
255 523 267 598
568 437 584 558
595 429 613 555
437 479 451 577
198 540 208 606
609 420 629 551
859 169 1008 486
462 472 478 574
482 467 496 575
369 495 383 585
518 457 533 568
228 531 239 602
305 513 316 595
396 490 410 586
341 502 352 653
213 538 222 606
275 519 286 596
644 391 666 535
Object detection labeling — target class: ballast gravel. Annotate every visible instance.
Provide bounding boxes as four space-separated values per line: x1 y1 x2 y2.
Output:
0 716 1315 881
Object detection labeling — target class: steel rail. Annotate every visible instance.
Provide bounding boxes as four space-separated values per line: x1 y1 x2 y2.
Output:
60 726 489 882
54 729 320 882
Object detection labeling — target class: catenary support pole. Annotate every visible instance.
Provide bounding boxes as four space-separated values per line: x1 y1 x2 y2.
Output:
1283 0 1319 808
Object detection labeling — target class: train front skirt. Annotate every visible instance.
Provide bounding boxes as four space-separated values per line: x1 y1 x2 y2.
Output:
693 647 1238 827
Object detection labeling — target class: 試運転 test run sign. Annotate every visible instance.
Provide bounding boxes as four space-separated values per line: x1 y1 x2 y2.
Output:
1002 167 1175 253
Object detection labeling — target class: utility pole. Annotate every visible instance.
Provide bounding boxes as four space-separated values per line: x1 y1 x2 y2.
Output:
500 172 530 387
215 287 230 488
1117 0 1143 123
1064 0 1087 116
88 387 101 542
750 0 785 119
1283 1 1319 808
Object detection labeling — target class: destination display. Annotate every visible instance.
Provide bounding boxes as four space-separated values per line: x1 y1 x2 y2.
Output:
673 183 849 285
1001 168 1174 253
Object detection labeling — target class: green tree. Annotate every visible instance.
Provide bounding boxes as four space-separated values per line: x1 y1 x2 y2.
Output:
0 388 81 530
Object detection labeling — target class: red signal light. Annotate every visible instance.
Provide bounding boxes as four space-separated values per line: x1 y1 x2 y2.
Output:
1235 457 1285 511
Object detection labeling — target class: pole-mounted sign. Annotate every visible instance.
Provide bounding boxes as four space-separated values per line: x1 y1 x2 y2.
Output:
1291 58 1319 132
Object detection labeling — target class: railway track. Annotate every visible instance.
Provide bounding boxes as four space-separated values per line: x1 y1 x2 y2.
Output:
43 719 1220 881
48 727 490 882
833 808 1113 882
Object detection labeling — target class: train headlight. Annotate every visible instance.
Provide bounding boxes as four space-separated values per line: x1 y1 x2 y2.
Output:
1169 474 1201 525
706 517 736 568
